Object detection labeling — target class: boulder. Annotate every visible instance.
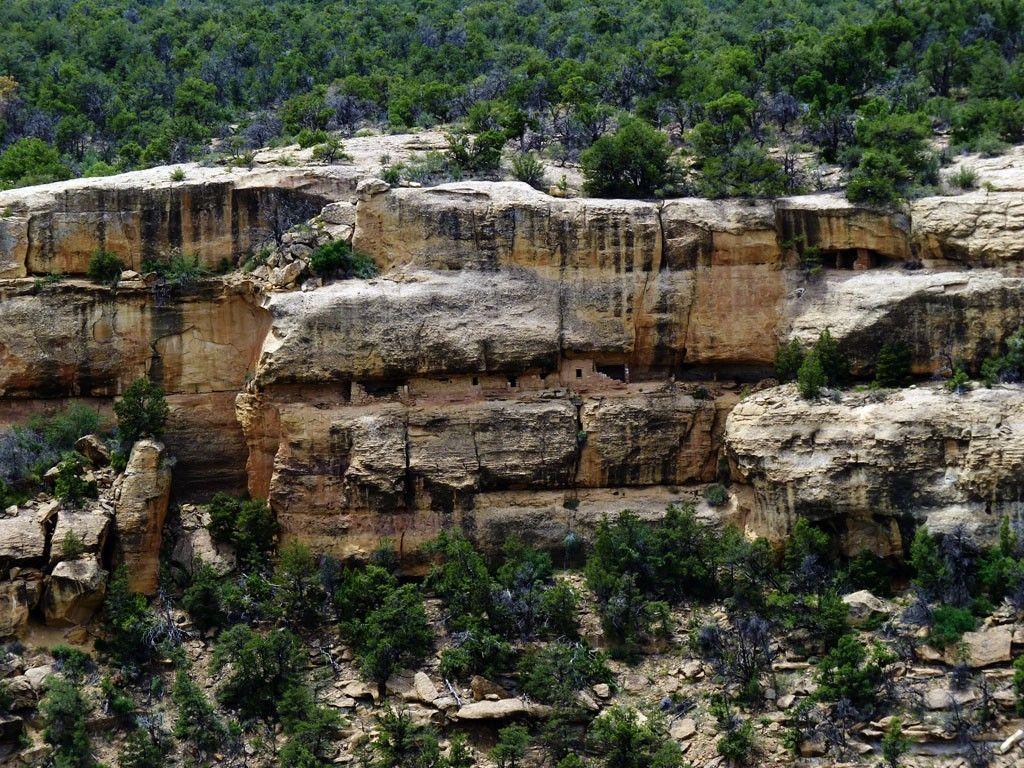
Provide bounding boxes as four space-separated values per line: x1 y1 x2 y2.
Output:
50 510 111 565
670 718 696 740
42 559 107 626
470 676 510 701
413 672 440 704
453 698 550 720
74 435 110 466
842 590 892 627
956 626 1013 668
0 513 47 567
0 580 32 637
923 686 978 711
114 440 172 594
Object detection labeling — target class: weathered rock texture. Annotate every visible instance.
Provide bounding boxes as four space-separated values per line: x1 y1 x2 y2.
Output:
725 384 1024 556
3 157 1024 561
114 440 171 594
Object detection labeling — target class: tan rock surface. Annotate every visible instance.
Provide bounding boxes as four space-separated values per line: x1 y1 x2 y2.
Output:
114 440 172 594
787 269 1024 375
41 559 106 626
726 384 1024 552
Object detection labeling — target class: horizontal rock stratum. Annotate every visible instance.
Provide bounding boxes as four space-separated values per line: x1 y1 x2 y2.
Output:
2 144 1024 559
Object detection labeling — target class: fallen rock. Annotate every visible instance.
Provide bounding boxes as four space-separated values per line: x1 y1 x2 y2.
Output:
998 728 1024 755
42 559 107 626
74 435 110 466
923 686 978 711
454 698 551 720
114 440 172 594
592 683 612 699
413 672 439 704
23 665 54 690
470 675 510 701
956 626 1013 668
0 513 47 567
842 590 892 627
0 580 32 637
670 718 696 740
50 509 111 565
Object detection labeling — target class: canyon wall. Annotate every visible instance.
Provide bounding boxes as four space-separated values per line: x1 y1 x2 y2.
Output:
3 152 1024 558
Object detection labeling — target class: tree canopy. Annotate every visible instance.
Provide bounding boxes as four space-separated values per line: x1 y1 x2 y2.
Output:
2 1 1023 200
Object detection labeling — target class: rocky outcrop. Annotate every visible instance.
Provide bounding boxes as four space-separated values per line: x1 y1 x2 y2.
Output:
114 440 171 594
237 384 731 557
41 559 106 626
786 270 1024 376
725 384 1024 555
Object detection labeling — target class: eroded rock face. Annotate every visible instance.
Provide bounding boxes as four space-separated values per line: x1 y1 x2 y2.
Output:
114 440 171 594
237 384 731 557
0 166 358 277
725 384 1024 555
41 559 106 627
0 281 269 398
787 270 1024 376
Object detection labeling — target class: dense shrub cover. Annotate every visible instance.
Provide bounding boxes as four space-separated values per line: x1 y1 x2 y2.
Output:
1 1 1022 202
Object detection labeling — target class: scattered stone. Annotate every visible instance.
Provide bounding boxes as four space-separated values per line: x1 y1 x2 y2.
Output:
923 686 977 711
997 728 1024 755
42 559 107 626
592 683 611 699
842 590 892 627
74 435 110 466
470 675 510 701
681 660 703 678
454 698 526 720
576 690 600 712
776 694 796 710
23 665 54 690
670 718 696 741
413 672 439 704
955 626 1013 668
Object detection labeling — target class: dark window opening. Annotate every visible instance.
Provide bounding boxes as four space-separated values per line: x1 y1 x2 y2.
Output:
596 364 627 382
472 376 479 386
575 368 583 378
361 378 404 397
508 376 518 388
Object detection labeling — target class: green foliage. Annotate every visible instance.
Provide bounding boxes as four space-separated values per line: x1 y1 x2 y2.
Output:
910 526 949 600
439 621 512 681
118 728 169 768
518 641 613 706
711 698 756 766
928 605 976 648
950 166 978 190
703 483 727 507
425 529 493 626
52 645 93 682
311 136 351 164
981 328 1024 385
873 342 911 388
881 717 909 768
358 583 434 691
774 340 805 383
843 550 894 597
172 667 225 753
359 707 441 768
814 634 893 710
272 540 326 629
212 625 304 720
41 676 93 768
445 129 505 174
181 561 228 632
206 492 278 566
492 725 530 768
797 353 826 398
581 118 671 198
946 366 971 393
0 138 70 188
98 567 158 669
1 0 1022 193
510 152 546 189
59 532 84 561
141 251 209 286
87 249 125 285
114 378 169 445
589 706 685 768
308 239 378 279
53 451 98 507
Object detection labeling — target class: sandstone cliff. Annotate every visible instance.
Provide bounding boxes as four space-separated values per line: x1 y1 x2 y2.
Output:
2 142 1024 562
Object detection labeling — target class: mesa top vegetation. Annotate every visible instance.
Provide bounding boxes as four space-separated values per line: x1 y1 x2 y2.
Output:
0 0 1022 201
